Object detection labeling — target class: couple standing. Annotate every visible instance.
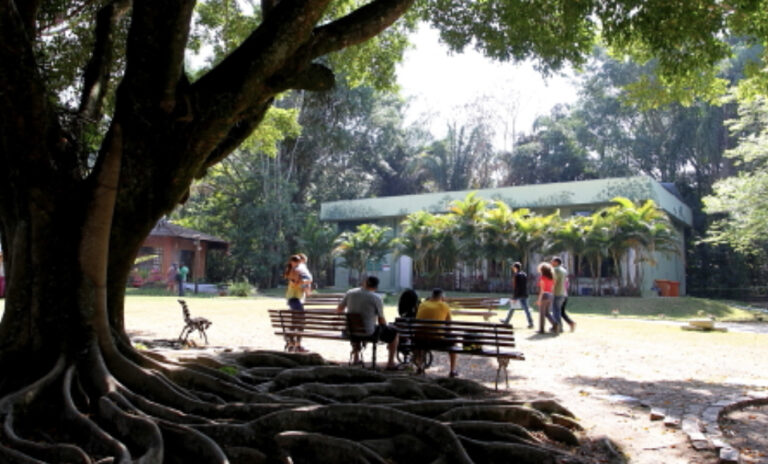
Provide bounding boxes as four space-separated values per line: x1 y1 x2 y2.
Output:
500 257 575 334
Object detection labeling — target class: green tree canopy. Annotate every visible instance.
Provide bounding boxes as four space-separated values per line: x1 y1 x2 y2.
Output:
703 95 768 255
1 1 767 462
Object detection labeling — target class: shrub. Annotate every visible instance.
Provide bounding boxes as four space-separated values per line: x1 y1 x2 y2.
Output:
228 279 255 297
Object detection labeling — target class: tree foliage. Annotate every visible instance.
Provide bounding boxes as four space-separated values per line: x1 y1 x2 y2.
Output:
332 223 393 284
2 0 768 462
703 94 768 255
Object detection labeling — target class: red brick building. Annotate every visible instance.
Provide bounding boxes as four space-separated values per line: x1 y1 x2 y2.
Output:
135 220 228 285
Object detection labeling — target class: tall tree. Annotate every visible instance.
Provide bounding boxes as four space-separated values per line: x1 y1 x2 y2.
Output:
418 121 495 191
501 106 595 185
3 0 768 461
703 95 768 256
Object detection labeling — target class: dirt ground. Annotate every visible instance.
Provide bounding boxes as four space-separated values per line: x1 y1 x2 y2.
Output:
721 405 768 464
125 297 768 463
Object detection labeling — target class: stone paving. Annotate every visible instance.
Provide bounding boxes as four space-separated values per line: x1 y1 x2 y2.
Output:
641 384 768 463
574 320 768 463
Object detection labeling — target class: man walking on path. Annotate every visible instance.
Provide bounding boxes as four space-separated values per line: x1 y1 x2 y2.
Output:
551 257 568 334
500 262 534 328
336 276 399 369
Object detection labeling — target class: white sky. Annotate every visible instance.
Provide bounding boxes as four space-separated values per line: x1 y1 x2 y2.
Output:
396 26 579 151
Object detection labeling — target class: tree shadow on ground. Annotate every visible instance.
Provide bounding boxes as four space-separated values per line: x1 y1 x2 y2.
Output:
564 375 757 416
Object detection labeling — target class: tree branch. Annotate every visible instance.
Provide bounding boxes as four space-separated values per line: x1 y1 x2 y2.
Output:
261 0 280 20
193 0 332 114
78 0 132 122
0 0 62 170
199 99 274 175
122 0 195 113
15 0 41 36
307 0 415 59
268 63 335 92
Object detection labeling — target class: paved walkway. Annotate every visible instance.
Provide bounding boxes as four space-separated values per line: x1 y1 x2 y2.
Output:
590 376 768 463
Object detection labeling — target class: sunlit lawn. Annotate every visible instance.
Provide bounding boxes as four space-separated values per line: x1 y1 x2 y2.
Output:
0 293 761 324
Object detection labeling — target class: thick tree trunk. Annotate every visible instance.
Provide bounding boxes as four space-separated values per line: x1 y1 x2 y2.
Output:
0 2 597 461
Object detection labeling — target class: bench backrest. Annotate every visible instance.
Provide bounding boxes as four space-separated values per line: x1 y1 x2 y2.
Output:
445 297 502 309
394 317 516 353
268 309 372 340
303 293 345 306
268 309 345 333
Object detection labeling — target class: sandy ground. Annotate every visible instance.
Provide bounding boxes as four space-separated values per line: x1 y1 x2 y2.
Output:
123 296 768 463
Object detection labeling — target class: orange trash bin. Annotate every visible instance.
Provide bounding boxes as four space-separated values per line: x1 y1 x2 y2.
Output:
667 281 679 297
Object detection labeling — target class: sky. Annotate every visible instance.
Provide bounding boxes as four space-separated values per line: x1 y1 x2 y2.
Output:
396 26 580 152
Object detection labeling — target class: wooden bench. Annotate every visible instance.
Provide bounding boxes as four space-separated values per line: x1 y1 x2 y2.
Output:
303 293 345 307
394 317 524 389
268 309 382 368
445 297 503 321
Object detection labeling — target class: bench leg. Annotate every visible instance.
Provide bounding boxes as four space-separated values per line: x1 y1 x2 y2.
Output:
495 357 510 390
413 350 431 374
349 342 363 366
371 342 377 371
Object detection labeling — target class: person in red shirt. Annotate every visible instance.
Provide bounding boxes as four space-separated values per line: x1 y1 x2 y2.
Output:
536 262 557 334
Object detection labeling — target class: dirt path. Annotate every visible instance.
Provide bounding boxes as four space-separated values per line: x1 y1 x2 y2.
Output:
126 297 768 463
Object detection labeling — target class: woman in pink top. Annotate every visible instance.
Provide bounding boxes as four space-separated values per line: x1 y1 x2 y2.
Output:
537 263 557 334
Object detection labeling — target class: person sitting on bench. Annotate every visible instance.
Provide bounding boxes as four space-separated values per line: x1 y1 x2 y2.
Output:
415 288 458 377
336 276 399 370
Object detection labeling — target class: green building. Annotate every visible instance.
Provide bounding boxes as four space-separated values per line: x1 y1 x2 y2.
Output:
320 176 692 296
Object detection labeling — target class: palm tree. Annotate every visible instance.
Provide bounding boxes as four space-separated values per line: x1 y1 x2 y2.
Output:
394 210 436 281
604 197 680 293
448 193 488 290
416 123 492 192
429 214 460 288
333 223 393 285
582 212 613 294
483 201 522 281
509 208 558 274
543 214 587 291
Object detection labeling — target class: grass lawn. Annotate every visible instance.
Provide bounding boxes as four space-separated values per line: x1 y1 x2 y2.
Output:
561 295 760 321
0 292 761 323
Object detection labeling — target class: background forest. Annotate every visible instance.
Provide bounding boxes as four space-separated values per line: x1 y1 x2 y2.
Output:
174 29 768 298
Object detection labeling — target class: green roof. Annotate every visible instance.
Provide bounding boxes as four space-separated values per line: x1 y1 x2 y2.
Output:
320 176 693 226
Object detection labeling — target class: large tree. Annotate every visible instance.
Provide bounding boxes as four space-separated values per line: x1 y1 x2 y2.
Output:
2 0 768 462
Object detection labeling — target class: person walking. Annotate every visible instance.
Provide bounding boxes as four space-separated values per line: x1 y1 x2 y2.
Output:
536 262 557 334
560 274 576 332
551 257 568 333
500 262 534 328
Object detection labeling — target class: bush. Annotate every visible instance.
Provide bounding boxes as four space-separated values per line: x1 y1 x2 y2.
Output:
228 279 255 297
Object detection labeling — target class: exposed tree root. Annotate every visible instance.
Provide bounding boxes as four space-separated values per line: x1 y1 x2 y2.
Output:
0 348 596 463
275 431 389 464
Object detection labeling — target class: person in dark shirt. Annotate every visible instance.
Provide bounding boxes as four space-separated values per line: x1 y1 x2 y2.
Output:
397 288 420 318
500 262 534 328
